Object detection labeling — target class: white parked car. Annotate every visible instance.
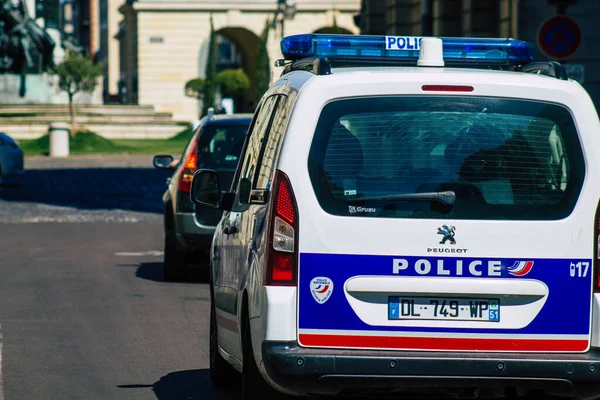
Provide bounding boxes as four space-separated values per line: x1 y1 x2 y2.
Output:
191 34 600 399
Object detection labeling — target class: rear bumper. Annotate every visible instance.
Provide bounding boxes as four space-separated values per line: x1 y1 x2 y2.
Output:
174 212 214 251
262 341 600 398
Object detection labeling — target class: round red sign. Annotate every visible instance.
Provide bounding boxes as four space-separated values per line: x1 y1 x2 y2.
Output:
537 15 582 60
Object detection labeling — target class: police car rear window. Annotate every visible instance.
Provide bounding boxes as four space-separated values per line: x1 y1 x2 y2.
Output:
307 96 584 220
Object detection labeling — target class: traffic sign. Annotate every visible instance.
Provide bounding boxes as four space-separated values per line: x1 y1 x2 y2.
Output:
537 15 581 60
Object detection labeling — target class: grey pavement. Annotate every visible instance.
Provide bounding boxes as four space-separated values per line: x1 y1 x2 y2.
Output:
24 154 167 169
0 222 237 400
0 155 174 223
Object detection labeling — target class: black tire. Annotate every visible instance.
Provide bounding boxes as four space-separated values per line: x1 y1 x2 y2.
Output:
241 312 292 399
163 228 188 282
209 284 239 388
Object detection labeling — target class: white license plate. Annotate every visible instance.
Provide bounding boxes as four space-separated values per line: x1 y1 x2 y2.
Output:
388 296 500 322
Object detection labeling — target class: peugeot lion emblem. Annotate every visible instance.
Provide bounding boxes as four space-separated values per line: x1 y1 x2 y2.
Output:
437 225 456 245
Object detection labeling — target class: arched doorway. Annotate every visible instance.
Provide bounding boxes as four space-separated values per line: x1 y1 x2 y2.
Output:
215 27 261 113
313 26 354 34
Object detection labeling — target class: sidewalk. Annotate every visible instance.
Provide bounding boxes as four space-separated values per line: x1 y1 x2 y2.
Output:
24 154 164 169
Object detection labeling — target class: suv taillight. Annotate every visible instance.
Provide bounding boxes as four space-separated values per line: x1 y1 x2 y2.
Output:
594 201 600 292
265 170 298 286
178 141 198 193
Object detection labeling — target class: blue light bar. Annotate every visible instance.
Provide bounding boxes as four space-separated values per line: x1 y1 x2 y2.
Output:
280 34 534 66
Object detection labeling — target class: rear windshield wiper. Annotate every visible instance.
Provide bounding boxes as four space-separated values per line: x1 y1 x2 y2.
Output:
346 191 456 206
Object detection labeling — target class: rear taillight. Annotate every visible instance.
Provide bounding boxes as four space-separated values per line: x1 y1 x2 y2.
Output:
594 201 600 292
265 170 298 286
178 143 198 193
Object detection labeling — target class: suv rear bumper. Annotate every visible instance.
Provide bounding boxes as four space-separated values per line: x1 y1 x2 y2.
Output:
174 212 214 250
262 341 600 398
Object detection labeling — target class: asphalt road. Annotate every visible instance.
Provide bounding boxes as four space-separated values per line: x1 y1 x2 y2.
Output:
0 155 558 400
0 222 237 400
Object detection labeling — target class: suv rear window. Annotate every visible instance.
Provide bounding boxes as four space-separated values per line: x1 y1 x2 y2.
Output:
307 96 584 220
196 123 249 169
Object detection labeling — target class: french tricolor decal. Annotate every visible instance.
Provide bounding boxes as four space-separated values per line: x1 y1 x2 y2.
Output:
315 285 330 293
507 261 534 276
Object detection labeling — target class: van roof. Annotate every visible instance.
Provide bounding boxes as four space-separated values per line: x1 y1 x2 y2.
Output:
279 65 583 97
329 65 567 80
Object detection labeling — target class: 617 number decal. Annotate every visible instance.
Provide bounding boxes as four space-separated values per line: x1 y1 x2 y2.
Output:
570 261 590 278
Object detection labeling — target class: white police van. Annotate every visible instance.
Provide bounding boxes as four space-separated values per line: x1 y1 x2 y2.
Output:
191 34 600 399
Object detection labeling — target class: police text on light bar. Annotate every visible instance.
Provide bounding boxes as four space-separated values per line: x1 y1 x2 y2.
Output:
385 36 423 51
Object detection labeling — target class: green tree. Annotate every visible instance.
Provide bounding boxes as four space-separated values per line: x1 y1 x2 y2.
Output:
255 19 271 105
216 69 250 111
202 16 217 117
184 78 205 100
215 69 250 98
49 50 102 135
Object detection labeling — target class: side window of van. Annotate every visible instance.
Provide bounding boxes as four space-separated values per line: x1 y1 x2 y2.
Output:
231 95 280 210
254 96 288 190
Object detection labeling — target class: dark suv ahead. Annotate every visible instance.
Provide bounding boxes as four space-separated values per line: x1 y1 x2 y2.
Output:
154 112 252 281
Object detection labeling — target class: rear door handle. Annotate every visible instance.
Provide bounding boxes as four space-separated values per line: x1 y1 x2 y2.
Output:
250 213 257 241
